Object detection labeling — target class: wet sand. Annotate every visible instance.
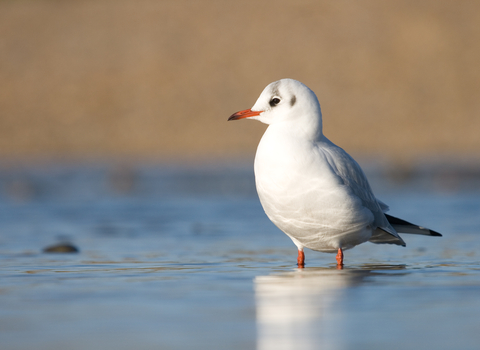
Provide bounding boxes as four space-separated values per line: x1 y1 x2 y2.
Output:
0 163 479 350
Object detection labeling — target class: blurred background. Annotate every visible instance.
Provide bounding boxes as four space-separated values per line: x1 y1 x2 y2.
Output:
1 0 479 165
2 3 480 349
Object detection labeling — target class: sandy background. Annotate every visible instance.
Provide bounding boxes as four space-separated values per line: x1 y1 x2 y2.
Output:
1 0 479 164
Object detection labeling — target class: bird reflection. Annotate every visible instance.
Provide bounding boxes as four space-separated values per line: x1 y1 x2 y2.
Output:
254 265 405 350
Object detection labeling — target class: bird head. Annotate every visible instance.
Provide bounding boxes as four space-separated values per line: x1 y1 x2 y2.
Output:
228 79 323 138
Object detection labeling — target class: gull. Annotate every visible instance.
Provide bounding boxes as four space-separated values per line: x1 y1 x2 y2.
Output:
228 79 441 268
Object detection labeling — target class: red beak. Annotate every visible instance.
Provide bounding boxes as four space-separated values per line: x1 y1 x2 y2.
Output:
228 109 262 121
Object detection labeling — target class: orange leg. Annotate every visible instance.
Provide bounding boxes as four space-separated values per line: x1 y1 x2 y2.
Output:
336 248 344 268
297 250 305 268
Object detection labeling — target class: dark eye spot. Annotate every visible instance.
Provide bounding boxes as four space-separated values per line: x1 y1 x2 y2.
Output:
290 95 296 106
269 98 281 107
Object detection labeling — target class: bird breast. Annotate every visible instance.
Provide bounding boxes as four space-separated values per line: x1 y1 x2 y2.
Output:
254 127 374 251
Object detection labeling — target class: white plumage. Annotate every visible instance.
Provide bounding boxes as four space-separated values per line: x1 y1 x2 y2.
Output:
229 79 441 267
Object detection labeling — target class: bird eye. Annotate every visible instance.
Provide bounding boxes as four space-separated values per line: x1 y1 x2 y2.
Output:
269 97 281 107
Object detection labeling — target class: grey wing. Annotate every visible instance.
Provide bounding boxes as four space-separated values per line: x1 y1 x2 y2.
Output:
323 143 406 246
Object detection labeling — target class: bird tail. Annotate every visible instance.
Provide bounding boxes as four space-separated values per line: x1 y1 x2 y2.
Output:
385 214 442 237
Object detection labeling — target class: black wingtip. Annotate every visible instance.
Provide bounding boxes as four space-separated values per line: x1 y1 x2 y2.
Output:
429 230 442 237
385 214 443 237
384 214 414 226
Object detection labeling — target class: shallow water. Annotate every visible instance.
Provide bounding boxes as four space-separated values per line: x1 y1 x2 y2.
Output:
0 162 479 350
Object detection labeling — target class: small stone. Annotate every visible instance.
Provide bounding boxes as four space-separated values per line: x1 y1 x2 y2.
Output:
43 243 79 253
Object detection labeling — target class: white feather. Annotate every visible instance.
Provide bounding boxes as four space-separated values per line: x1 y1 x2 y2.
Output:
249 79 405 253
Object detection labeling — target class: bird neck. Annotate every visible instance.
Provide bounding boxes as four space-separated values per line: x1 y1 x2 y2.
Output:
274 117 323 142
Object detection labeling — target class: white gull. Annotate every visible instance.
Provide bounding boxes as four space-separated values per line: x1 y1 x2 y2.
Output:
229 78 441 268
